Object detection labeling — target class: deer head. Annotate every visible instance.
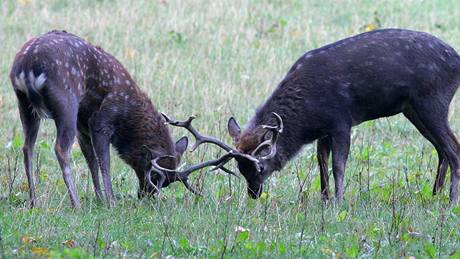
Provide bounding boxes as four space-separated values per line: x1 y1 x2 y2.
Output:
139 136 189 197
227 112 283 198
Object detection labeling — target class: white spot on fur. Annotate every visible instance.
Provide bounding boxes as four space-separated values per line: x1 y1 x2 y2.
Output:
33 73 47 91
405 66 415 74
14 71 27 93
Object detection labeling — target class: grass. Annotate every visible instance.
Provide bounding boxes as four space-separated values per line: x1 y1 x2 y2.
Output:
1 0 460 257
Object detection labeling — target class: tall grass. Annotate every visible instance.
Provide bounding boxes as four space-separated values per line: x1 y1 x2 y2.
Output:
1 0 460 257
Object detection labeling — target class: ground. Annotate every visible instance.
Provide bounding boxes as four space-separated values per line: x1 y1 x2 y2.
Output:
1 0 460 257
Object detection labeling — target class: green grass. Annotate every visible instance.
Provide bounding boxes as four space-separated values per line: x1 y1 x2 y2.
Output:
1 0 460 257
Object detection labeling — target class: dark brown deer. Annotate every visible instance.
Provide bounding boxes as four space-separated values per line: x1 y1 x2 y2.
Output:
160 29 460 205
9 30 229 208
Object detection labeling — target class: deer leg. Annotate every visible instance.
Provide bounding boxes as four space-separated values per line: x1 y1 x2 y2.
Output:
434 159 449 195
17 94 40 208
317 136 332 200
403 107 448 195
410 102 460 205
89 112 115 207
425 126 459 205
330 129 351 203
78 133 103 200
54 111 81 209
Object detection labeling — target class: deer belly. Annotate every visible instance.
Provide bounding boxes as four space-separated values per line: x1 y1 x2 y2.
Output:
350 97 407 125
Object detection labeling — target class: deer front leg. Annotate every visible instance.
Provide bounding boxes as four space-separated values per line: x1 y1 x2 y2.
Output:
330 129 351 204
17 94 41 208
317 136 332 201
89 112 115 207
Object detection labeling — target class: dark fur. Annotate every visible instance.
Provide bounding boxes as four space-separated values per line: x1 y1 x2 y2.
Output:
10 30 187 208
228 29 460 204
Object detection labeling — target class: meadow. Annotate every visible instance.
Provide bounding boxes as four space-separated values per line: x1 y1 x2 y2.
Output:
1 0 460 257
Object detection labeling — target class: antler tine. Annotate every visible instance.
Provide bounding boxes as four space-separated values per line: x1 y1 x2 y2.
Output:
152 152 237 178
251 112 283 160
151 155 177 173
267 112 284 132
182 180 202 196
145 167 166 194
211 166 240 178
161 112 233 152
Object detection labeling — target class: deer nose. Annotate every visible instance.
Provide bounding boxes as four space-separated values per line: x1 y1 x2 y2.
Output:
247 184 263 199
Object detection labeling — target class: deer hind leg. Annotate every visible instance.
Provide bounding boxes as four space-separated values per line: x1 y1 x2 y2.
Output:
17 93 41 208
317 136 332 200
330 128 351 204
53 97 81 209
409 101 460 205
78 133 103 201
403 107 448 195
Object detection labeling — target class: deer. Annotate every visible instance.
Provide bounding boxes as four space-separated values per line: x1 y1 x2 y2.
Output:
9 30 233 208
154 28 460 205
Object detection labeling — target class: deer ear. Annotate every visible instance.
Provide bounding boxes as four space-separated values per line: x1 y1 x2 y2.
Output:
175 136 188 155
227 117 241 140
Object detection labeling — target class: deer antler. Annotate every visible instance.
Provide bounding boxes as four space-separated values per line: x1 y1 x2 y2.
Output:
161 113 233 152
251 112 283 160
162 112 262 168
155 113 278 194
151 152 241 195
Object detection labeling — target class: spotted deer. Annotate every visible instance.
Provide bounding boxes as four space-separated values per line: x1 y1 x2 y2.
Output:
10 30 228 208
158 29 460 205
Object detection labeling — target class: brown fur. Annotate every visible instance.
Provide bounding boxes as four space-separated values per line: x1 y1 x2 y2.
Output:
10 30 187 208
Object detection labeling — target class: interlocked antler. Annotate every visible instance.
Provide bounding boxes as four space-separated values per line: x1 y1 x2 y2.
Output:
161 112 260 167
150 113 283 195
150 152 240 195
251 112 284 160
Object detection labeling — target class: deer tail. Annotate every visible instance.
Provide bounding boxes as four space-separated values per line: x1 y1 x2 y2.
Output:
14 70 47 108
